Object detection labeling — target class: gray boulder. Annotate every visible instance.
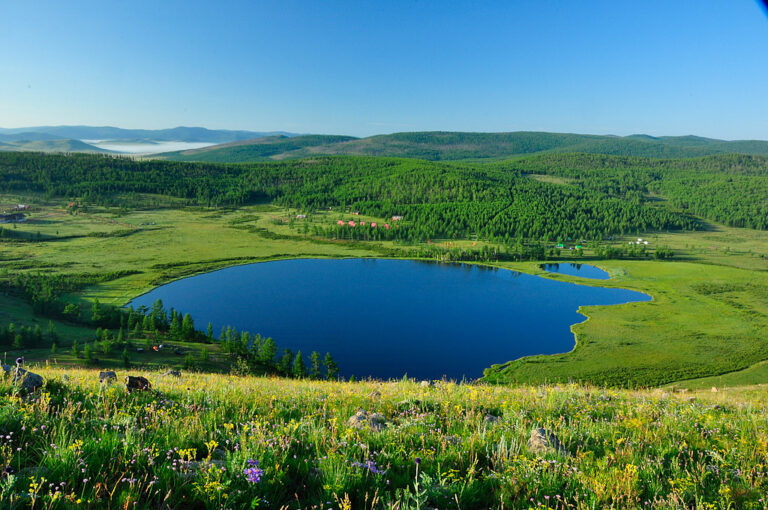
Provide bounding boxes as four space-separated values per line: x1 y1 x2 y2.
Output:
483 414 502 426
165 369 182 378
99 371 117 383
2 365 43 393
527 427 568 456
348 410 387 431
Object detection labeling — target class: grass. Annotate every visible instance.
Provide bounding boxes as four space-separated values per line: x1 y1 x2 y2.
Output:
484 259 768 386
3 194 768 387
2 367 768 509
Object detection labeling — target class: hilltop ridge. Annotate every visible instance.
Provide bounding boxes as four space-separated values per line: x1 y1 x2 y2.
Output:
158 130 768 162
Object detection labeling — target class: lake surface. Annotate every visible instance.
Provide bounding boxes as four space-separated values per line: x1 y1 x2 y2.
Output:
541 262 610 280
129 259 649 380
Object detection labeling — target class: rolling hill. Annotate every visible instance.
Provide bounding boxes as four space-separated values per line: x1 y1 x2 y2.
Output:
158 134 358 162
0 138 111 153
158 131 768 162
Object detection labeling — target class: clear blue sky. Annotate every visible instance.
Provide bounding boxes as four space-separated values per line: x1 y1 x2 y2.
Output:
1 0 767 138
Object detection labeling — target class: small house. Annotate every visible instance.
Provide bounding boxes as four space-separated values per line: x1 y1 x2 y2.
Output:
296 214 307 219
392 215 404 221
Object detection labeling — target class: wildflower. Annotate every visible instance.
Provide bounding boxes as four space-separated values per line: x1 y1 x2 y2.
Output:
415 457 421 465
243 459 263 484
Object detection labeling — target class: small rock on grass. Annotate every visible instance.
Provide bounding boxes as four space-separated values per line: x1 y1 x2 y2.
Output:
348 410 387 431
527 427 568 456
99 371 117 383
2 365 44 393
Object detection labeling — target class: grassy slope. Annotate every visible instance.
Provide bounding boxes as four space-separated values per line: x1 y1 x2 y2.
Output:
1 366 767 508
485 259 768 386
3 194 768 388
158 134 357 162
158 131 768 162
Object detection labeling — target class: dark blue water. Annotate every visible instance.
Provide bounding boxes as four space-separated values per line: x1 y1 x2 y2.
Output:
541 262 610 280
129 259 648 380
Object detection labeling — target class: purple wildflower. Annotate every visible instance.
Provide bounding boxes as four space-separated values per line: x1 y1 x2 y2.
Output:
243 459 263 483
351 460 386 475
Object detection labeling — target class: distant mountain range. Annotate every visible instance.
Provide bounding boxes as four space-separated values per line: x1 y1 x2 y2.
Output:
0 126 298 154
2 126 768 160
0 126 296 143
158 131 768 162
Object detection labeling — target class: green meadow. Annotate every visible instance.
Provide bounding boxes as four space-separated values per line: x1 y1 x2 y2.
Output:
2 366 768 509
2 191 768 388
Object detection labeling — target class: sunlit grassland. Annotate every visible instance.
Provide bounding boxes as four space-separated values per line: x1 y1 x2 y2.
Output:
485 259 768 386
2 366 768 509
3 193 768 387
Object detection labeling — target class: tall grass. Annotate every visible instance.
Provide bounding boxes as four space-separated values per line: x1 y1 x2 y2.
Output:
1 367 767 508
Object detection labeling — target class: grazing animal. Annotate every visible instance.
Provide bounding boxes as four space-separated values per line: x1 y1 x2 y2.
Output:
125 376 151 392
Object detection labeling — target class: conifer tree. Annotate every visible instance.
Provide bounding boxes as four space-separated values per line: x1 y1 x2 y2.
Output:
181 313 195 340
293 351 306 379
258 337 277 366
310 351 322 379
324 352 339 380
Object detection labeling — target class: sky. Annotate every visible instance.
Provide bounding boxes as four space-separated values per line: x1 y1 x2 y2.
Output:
1 0 767 139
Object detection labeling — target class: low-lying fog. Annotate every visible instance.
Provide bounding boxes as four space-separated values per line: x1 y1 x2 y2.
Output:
83 140 216 154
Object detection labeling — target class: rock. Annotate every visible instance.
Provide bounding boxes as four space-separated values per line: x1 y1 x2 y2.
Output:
711 386 718 393
99 371 117 383
483 414 502 425
165 370 182 378
347 410 387 431
2 365 43 393
125 376 151 393
419 380 433 388
527 427 568 456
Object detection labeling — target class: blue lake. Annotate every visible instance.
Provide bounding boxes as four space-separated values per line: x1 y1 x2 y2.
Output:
541 262 610 280
129 259 649 380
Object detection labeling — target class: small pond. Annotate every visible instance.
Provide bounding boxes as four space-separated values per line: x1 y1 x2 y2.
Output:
129 259 649 380
541 262 610 280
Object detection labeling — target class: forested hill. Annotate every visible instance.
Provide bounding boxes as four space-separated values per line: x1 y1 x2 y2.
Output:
158 131 768 163
4 151 768 241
